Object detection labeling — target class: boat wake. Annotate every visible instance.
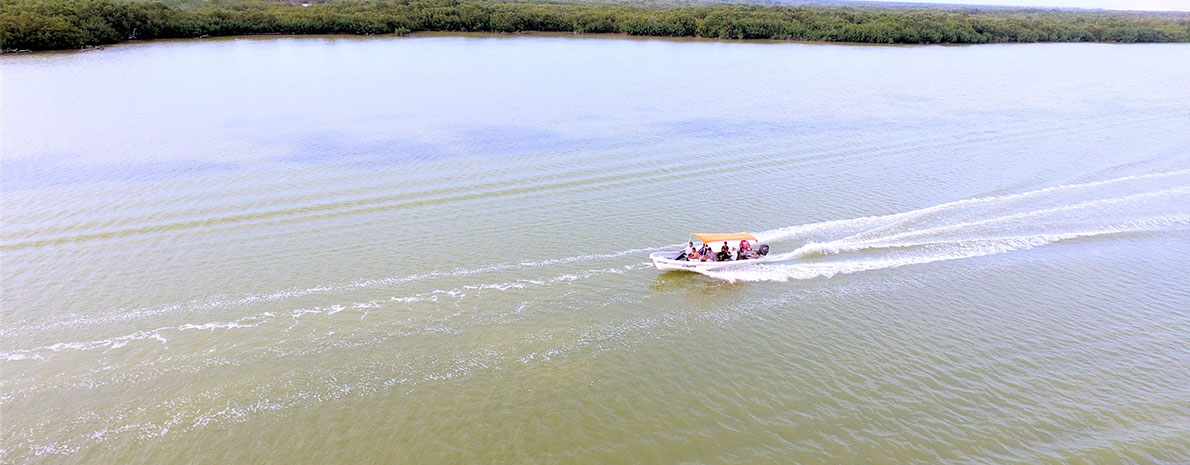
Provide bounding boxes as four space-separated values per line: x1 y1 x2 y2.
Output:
701 170 1190 282
4 171 1188 460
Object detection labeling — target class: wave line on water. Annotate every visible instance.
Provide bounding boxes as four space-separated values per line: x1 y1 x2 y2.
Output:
705 218 1187 282
706 171 1190 282
0 263 654 362
7 170 1186 339
0 246 666 338
783 188 1188 258
754 169 1189 245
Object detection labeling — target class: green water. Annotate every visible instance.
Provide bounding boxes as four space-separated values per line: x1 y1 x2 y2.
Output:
2 35 1189 464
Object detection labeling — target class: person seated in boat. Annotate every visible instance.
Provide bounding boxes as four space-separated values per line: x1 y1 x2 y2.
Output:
676 241 695 261
688 247 701 261
736 240 752 260
717 243 733 261
701 243 717 261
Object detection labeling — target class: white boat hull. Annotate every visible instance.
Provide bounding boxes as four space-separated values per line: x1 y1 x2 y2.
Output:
649 251 768 272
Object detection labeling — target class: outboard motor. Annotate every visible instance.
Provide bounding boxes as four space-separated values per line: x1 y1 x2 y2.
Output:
758 244 770 256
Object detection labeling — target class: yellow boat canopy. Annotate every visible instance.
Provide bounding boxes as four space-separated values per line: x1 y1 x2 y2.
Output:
692 232 758 244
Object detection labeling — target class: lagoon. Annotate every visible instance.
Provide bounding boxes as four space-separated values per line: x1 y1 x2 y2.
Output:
2 35 1189 464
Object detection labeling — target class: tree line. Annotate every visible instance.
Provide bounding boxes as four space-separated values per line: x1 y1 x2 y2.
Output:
2 0 1188 51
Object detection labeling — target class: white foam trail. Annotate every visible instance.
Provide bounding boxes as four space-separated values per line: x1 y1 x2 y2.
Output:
1 246 665 337
0 316 266 360
1 330 170 360
754 169 1190 244
779 189 1189 259
0 264 652 361
7 170 1186 336
705 218 1187 283
708 172 1190 282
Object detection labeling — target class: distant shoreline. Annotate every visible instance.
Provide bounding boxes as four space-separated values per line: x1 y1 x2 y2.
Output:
8 30 1181 56
3 0 1189 52
0 31 956 55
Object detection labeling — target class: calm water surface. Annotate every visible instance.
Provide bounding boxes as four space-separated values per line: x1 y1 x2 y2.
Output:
2 35 1189 464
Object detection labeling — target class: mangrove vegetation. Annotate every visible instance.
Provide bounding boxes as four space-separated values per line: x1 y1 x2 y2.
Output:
2 0 1189 51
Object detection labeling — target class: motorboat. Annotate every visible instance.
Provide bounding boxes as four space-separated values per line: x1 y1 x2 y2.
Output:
650 232 770 272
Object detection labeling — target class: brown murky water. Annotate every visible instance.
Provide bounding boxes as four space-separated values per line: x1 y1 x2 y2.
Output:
2 36 1189 464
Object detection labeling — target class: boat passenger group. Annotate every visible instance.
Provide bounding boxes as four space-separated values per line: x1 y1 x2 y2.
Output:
675 240 768 262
